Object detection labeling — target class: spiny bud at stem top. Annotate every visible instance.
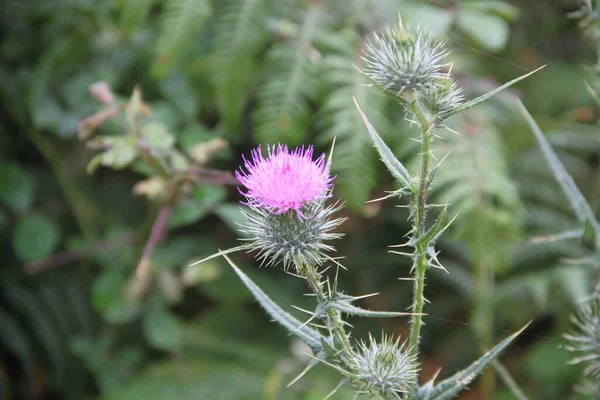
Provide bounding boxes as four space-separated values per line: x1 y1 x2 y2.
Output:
361 15 463 116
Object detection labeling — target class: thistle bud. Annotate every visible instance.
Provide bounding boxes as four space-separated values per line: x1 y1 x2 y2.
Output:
346 334 418 399
565 297 600 378
361 16 462 117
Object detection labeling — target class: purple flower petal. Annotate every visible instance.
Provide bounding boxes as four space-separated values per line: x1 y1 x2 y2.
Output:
236 144 334 216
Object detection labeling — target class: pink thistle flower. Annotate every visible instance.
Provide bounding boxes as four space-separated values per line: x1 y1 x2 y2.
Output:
236 144 334 218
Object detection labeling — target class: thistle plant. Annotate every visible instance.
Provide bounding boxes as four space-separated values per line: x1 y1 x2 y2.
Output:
193 15 540 399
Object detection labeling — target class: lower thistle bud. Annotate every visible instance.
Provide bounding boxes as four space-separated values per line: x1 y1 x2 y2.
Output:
346 334 419 399
565 296 600 379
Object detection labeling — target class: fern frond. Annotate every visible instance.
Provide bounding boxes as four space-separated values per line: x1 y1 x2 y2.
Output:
212 0 269 136
318 45 391 210
252 7 322 145
153 0 212 78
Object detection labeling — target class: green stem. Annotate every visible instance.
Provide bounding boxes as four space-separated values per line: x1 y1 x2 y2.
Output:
407 101 435 399
304 264 352 355
408 132 431 355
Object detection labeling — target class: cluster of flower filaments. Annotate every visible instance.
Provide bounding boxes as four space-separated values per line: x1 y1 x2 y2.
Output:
362 17 463 117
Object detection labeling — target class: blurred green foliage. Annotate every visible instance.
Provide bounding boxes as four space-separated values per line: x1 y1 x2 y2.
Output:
0 0 599 399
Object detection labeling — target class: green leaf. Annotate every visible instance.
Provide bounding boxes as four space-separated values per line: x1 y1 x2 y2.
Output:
332 302 415 318
415 323 530 400
142 303 182 351
140 122 176 150
87 136 140 173
415 207 452 248
152 0 212 78
517 101 600 249
193 184 227 206
170 199 208 228
178 124 218 153
438 66 545 121
222 254 325 353
457 10 509 52
12 214 61 262
215 204 251 238
170 185 226 228
153 236 210 270
92 268 139 324
354 98 413 192
0 162 34 214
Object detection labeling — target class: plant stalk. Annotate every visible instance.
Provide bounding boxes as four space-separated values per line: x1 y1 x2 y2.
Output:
407 101 435 399
305 264 352 355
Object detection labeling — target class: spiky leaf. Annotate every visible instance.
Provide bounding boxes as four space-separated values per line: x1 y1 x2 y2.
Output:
437 66 544 121
518 101 600 249
416 207 451 248
354 98 413 192
414 323 529 400
221 255 325 353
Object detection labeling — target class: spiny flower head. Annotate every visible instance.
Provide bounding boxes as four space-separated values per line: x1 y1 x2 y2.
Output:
241 199 346 273
235 143 345 273
565 297 600 378
236 144 334 218
422 75 464 115
346 334 419 399
361 15 462 117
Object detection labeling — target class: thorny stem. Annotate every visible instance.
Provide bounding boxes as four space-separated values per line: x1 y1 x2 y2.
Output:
305 264 352 356
407 101 435 399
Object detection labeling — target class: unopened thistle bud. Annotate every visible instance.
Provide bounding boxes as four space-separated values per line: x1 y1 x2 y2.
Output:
565 297 600 378
236 144 345 273
362 16 463 117
346 334 418 399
